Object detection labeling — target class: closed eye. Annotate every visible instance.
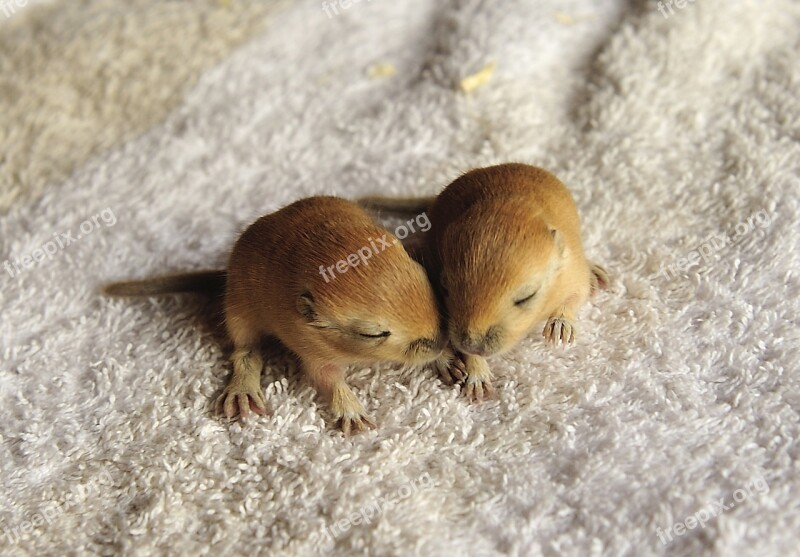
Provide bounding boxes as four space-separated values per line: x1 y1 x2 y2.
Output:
514 292 537 306
358 331 391 339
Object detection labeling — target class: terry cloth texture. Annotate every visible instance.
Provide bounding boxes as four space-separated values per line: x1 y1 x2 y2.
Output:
0 0 290 210
1 0 799 555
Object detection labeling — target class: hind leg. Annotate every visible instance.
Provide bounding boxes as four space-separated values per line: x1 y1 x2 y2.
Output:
216 311 268 419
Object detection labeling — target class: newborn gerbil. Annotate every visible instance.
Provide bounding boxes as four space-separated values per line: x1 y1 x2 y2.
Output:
105 196 445 434
361 164 609 401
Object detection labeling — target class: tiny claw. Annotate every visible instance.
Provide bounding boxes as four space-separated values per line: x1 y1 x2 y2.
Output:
438 351 468 385
338 413 376 436
451 357 467 383
224 394 237 419
250 397 267 416
590 263 610 294
361 414 377 429
238 394 250 418
216 386 267 421
465 377 493 403
544 317 576 346
466 382 478 403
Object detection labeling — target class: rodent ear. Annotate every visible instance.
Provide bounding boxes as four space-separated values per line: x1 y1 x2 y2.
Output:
297 292 326 327
549 227 565 255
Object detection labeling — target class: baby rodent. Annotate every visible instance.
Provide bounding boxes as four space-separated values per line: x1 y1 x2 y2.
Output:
104 196 445 434
361 163 609 401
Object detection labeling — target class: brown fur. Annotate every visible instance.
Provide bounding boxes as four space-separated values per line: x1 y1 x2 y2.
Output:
362 164 608 402
104 196 445 434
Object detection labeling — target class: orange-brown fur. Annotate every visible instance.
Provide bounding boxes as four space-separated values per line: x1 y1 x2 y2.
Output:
104 196 445 434
362 164 608 402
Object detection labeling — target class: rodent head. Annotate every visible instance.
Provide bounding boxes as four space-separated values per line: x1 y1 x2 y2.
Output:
296 229 445 366
437 206 564 358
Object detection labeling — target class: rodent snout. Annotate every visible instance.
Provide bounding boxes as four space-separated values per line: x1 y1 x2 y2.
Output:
455 326 502 357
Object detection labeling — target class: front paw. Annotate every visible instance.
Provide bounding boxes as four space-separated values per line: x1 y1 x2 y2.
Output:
463 356 494 403
435 348 467 386
336 411 377 437
331 387 376 436
215 382 267 420
543 316 576 345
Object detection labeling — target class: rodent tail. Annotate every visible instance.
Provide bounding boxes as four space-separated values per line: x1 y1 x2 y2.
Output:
102 270 226 297
358 196 435 216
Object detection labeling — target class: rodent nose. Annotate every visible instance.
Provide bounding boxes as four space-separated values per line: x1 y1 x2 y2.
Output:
459 333 487 356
